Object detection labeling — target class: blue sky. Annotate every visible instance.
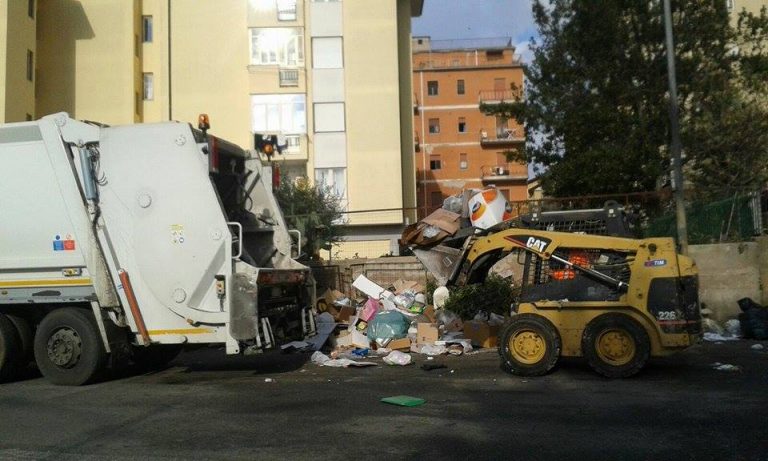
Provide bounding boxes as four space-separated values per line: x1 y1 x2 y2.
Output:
412 0 539 62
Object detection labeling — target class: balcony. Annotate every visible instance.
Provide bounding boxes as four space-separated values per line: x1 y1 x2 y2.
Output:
279 68 299 87
478 89 518 104
480 128 524 148
480 164 527 184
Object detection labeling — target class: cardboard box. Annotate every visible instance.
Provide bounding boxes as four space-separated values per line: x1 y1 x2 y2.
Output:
417 322 439 344
387 337 412 351
422 306 436 323
463 320 499 348
336 306 355 323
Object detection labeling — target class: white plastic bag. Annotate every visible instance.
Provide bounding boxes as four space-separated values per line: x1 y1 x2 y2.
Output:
382 350 412 366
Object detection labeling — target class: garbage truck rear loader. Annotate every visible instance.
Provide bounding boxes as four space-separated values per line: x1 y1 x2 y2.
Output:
0 113 315 385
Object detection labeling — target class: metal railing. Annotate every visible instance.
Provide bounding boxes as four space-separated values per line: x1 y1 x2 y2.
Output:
478 89 519 103
279 68 299 87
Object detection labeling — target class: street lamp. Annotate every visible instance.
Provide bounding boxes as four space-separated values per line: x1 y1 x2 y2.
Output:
662 0 689 254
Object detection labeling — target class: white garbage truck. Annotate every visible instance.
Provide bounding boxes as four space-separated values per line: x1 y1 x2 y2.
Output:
0 113 315 385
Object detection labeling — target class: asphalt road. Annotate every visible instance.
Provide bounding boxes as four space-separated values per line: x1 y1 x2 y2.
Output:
0 340 766 461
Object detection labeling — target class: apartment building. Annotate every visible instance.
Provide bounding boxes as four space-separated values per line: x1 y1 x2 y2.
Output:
3 0 422 259
412 37 526 219
0 0 36 123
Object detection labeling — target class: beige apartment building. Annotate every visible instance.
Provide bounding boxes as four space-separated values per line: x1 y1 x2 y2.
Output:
1 0 422 259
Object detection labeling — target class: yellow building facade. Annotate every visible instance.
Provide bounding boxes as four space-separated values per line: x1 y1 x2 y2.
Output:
2 0 422 259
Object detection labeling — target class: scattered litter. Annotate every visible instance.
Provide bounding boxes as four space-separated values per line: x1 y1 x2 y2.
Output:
703 332 739 342
724 319 742 337
264 378 274 383
738 297 768 340
427 356 434 361
311 351 376 368
383 351 412 366
751 344 765 350
711 362 741 372
368 310 410 342
702 318 725 335
420 344 447 356
380 395 426 407
280 341 311 352
421 363 447 371
433 286 450 309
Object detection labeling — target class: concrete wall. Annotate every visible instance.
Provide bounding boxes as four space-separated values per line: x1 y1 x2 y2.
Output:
689 240 766 323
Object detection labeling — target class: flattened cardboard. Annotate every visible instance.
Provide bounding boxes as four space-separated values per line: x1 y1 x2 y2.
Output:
417 323 439 344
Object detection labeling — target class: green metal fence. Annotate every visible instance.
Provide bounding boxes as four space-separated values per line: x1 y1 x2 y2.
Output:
644 193 762 244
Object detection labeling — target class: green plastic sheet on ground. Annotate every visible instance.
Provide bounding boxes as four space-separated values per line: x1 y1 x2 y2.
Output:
380 395 426 407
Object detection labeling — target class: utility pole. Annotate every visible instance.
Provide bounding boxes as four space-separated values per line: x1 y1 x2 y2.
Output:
662 0 689 254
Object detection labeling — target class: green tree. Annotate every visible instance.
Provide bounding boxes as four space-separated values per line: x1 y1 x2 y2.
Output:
484 1 768 199
274 176 344 261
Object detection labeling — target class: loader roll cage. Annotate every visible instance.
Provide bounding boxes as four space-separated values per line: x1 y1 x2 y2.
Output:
454 229 635 301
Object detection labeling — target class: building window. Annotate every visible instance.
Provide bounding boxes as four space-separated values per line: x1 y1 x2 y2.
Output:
430 191 443 206
314 103 345 132
277 0 298 21
458 117 466 133
251 93 307 134
427 80 438 96
315 167 347 198
26 50 33 82
428 118 440 134
28 0 35 19
459 153 468 170
429 155 441 170
143 73 154 100
250 28 304 67
312 37 343 69
142 16 153 42
457 79 465 95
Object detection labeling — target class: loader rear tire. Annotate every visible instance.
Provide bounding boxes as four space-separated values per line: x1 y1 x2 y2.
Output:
582 313 650 378
499 314 560 376
0 313 22 381
33 308 106 386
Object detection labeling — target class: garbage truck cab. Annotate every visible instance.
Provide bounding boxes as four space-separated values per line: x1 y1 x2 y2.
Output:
0 113 315 385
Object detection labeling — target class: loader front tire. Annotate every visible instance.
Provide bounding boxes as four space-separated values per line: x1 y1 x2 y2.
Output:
582 313 650 378
499 314 560 376
0 313 22 381
34 308 106 386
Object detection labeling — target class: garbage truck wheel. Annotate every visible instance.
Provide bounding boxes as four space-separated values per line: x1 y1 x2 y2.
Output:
499 314 560 376
582 313 650 378
7 314 34 366
33 308 106 386
0 313 22 381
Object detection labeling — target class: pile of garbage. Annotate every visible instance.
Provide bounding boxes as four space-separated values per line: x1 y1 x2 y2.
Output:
308 274 504 367
738 298 768 340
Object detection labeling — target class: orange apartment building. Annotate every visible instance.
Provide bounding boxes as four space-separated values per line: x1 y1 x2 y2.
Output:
412 37 526 218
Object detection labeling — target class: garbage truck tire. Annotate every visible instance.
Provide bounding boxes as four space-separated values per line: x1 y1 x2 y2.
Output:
7 314 34 366
0 313 22 381
33 308 107 386
499 314 560 376
582 313 650 378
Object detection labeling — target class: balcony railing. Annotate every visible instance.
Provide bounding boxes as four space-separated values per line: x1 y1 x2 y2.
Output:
478 89 519 104
279 68 299 87
480 164 527 182
480 128 524 147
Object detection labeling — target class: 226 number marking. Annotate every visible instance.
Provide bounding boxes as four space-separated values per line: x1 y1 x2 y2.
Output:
658 311 677 321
